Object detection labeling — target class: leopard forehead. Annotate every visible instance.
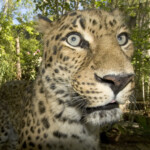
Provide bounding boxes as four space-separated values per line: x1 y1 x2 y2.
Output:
43 9 126 40
40 9 133 74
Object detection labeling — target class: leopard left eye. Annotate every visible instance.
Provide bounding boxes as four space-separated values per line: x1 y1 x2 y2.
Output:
117 32 129 46
66 33 81 47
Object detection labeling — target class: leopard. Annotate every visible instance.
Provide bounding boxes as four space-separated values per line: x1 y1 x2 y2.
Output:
0 9 135 150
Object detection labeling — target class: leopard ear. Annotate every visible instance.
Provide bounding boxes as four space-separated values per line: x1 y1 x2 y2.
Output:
37 14 52 34
112 9 136 29
112 9 124 22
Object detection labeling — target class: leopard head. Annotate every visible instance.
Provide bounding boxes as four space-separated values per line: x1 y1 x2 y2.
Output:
38 9 134 126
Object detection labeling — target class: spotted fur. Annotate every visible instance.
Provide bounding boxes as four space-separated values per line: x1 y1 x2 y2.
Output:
0 9 135 150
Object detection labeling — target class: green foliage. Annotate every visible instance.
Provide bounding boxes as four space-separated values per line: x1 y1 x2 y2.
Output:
16 21 42 80
0 0 42 84
80 0 111 10
0 12 16 84
135 115 150 131
34 0 71 18
129 2 150 101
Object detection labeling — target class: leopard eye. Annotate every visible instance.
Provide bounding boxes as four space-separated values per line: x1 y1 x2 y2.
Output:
117 32 128 46
67 33 81 47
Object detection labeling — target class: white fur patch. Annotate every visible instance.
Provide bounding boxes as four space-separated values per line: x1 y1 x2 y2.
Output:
85 108 122 126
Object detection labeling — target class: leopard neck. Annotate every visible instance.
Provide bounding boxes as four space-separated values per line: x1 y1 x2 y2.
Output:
26 74 100 150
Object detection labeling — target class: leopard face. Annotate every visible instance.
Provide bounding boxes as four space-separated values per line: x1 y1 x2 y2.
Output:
38 9 134 127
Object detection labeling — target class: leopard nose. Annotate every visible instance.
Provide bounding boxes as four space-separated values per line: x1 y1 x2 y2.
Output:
95 74 134 95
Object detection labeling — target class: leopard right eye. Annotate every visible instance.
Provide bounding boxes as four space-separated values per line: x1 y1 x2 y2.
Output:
66 32 81 47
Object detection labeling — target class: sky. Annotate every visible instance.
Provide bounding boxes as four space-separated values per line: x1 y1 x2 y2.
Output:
0 0 36 24
0 1 2 11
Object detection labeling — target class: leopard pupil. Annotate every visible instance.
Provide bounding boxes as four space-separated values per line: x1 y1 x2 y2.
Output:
118 36 122 41
72 37 76 41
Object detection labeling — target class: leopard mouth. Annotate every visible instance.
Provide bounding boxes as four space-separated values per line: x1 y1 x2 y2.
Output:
86 102 119 114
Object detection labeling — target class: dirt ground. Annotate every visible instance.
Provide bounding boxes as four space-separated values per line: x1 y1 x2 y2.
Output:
100 121 150 150
100 112 150 150
101 135 150 150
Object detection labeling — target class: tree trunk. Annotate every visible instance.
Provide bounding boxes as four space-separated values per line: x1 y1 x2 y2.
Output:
16 36 22 80
91 0 95 8
142 76 146 110
74 0 79 10
148 76 150 100
4 0 9 14
55 0 59 19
